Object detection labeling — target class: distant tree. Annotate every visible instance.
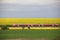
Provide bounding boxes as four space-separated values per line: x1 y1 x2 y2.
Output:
1 25 9 30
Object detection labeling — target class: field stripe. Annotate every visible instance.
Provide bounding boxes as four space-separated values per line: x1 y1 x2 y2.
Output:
9 27 60 30
0 18 60 24
0 27 59 30
30 27 59 30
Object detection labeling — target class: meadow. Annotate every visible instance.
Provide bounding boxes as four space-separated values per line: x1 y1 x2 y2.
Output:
0 29 60 40
0 18 60 40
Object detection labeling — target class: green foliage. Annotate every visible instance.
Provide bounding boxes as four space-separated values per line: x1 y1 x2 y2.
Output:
1 25 9 30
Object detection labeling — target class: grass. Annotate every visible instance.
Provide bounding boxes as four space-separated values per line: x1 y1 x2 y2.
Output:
0 29 60 39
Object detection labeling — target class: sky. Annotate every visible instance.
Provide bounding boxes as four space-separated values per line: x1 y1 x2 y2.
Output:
0 0 60 18
1 0 57 5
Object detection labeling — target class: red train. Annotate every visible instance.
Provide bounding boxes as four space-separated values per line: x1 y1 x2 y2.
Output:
0 24 60 27
12 24 60 27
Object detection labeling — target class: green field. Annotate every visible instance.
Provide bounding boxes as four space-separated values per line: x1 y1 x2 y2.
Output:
0 30 60 40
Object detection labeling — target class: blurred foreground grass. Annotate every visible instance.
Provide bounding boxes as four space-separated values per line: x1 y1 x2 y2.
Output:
0 30 60 40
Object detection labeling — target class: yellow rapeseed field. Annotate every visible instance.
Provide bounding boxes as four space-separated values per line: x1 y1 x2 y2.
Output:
0 18 60 24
